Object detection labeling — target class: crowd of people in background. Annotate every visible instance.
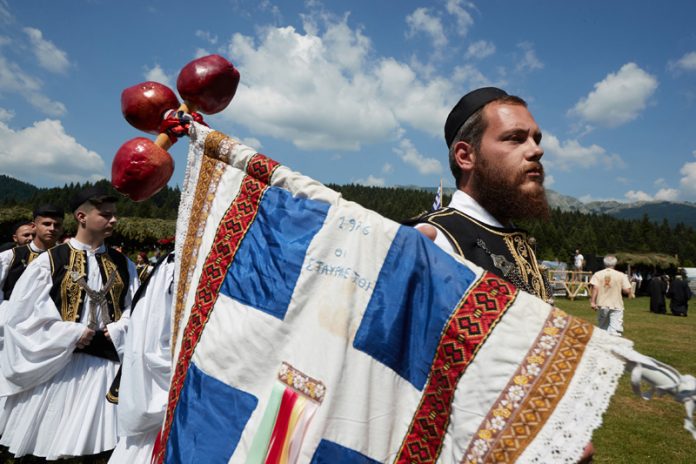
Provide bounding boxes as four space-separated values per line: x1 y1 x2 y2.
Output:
564 248 692 318
1 218 167 283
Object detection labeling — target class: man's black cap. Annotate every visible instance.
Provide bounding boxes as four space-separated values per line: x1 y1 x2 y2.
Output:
69 186 118 213
33 204 65 219
444 87 508 148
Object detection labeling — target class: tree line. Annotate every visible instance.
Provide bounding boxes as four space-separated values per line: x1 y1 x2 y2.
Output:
2 179 695 266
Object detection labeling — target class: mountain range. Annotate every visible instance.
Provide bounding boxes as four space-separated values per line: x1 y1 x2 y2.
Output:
2 174 696 229
544 190 696 228
406 185 696 229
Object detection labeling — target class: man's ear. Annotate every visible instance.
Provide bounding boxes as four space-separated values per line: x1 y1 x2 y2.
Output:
75 210 86 225
453 140 476 174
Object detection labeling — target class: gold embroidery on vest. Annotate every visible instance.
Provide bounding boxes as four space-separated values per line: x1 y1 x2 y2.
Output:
60 250 86 322
425 209 550 301
100 254 124 321
26 249 40 265
503 234 548 301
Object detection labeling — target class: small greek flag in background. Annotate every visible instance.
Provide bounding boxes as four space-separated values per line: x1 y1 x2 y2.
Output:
432 179 443 211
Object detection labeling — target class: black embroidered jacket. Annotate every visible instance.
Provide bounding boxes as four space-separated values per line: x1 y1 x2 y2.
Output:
412 208 552 302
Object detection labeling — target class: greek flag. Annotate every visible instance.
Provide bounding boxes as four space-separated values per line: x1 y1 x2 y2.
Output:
431 179 443 211
153 123 627 464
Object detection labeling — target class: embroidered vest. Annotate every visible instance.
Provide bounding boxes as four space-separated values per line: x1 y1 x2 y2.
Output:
413 208 552 302
2 245 41 300
47 243 130 361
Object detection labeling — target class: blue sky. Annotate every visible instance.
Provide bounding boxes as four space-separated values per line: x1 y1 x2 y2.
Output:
1 0 696 203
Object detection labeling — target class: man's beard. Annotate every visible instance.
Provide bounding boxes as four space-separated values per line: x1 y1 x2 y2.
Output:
471 155 550 225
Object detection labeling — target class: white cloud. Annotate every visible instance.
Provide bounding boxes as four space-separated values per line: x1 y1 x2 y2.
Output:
465 40 495 59
655 188 679 201
0 106 13 122
222 17 453 151
542 132 624 171
0 119 105 185
354 174 385 187
406 8 447 49
195 30 218 45
240 136 262 150
625 190 653 202
451 64 498 89
515 42 543 73
375 58 452 136
679 151 696 199
624 188 679 202
654 177 666 187
393 138 442 175
23 27 69 74
0 1 12 24
445 0 474 36
143 64 174 89
258 0 282 22
0 53 66 116
669 51 696 72
382 162 393 174
194 48 211 59
544 174 555 187
569 62 658 127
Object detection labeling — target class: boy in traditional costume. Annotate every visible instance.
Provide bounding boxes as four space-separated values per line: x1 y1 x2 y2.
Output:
0 187 137 461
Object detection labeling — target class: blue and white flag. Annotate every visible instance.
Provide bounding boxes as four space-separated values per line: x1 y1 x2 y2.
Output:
153 123 628 464
432 180 443 211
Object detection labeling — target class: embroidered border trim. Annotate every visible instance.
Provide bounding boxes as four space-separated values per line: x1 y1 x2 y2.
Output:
172 139 227 351
460 308 581 463
59 247 85 322
278 362 326 404
487 316 592 463
246 152 280 183
154 172 268 464
100 255 124 321
395 273 518 464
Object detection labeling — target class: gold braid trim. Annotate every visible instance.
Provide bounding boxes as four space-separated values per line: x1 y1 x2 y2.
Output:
100 254 124 321
27 249 40 264
172 132 230 351
60 249 85 322
503 233 549 301
426 209 549 301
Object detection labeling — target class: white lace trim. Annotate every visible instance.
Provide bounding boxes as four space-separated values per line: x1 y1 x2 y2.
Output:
517 331 632 463
171 123 210 353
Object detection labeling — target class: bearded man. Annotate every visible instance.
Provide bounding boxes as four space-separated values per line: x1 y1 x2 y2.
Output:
414 87 600 462
414 87 552 303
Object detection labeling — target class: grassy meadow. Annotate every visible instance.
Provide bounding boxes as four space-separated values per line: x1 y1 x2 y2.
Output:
558 296 696 463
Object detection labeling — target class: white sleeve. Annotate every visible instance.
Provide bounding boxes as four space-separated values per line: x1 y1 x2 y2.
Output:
117 257 175 436
0 254 85 395
106 258 140 359
414 223 457 257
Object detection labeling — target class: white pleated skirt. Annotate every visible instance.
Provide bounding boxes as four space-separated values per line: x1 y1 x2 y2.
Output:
108 429 158 464
0 353 119 459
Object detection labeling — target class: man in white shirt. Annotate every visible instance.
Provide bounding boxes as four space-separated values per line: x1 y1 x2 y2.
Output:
0 205 64 305
0 205 64 460
590 255 631 336
0 187 137 461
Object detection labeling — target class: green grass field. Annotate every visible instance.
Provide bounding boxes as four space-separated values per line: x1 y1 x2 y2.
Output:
557 296 696 463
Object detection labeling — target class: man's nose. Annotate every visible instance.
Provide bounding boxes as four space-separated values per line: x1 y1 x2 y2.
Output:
528 138 544 160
